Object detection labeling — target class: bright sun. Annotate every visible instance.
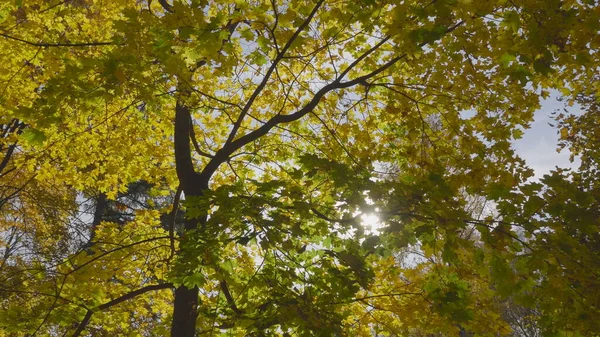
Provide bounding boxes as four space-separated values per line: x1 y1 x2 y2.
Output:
360 213 381 234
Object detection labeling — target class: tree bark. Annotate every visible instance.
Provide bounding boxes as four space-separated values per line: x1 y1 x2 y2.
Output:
171 285 200 337
171 99 207 337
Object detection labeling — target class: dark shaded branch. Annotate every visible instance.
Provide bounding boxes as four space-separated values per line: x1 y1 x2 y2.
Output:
311 207 359 224
337 35 391 81
1 119 25 139
191 8 240 72
341 20 465 88
224 0 325 145
0 142 17 175
168 11 245 335
220 280 243 314
0 174 36 211
329 292 423 305
97 283 173 310
200 80 332 178
71 310 93 337
200 20 467 179
189 115 213 158
157 0 173 13
168 185 183 259
31 275 69 336
173 11 241 188
0 120 24 164
71 283 173 337
0 33 115 47
199 77 355 179
1 48 42 101
39 1 68 14
64 236 171 277
190 87 241 108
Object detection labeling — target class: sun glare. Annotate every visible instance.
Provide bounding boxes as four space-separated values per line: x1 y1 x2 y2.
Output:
360 213 381 234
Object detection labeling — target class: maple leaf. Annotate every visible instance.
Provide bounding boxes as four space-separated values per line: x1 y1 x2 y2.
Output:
1 1 599 337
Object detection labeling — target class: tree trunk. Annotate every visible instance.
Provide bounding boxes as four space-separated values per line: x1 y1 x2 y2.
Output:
171 285 200 337
171 99 207 337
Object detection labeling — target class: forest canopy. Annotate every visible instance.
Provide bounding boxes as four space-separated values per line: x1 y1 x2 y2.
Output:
0 0 599 336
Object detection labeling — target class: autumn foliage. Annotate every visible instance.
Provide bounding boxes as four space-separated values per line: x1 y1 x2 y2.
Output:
1 0 599 336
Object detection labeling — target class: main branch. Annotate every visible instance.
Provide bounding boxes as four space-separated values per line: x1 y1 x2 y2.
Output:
224 0 325 145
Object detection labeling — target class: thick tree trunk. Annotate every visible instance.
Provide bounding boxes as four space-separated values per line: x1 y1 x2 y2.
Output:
171 99 207 337
170 214 204 337
171 285 200 337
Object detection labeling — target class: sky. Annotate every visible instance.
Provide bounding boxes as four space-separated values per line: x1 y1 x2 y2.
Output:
512 94 581 181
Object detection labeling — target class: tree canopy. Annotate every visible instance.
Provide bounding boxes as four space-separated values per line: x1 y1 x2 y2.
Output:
0 0 599 336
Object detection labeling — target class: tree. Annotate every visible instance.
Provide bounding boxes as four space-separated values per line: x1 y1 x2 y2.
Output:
1 0 599 336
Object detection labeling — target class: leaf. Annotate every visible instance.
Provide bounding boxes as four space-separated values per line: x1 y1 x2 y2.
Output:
251 50 268 66
240 28 254 41
257 35 270 51
560 127 569 140
503 11 521 33
3 1 600 336
499 53 516 67
21 128 47 145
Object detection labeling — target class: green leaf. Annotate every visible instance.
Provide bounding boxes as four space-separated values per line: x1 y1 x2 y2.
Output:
240 29 254 41
503 11 521 33
499 53 516 67
251 51 268 66
257 35 270 51
21 128 47 145
533 58 553 75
